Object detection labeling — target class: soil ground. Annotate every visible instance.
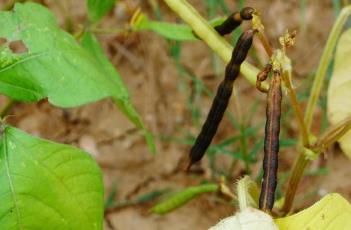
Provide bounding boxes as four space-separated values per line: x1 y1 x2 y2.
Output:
1 0 351 229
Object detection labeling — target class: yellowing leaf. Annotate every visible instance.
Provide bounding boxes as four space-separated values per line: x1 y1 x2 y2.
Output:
327 28 351 159
275 193 351 230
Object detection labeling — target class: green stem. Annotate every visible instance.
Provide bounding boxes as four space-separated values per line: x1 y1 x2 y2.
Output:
162 0 267 89
281 154 309 215
281 6 351 215
314 115 351 152
281 64 310 148
304 6 351 131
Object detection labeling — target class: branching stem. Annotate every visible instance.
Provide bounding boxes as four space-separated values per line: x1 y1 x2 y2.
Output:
162 0 267 90
282 6 351 215
304 6 351 131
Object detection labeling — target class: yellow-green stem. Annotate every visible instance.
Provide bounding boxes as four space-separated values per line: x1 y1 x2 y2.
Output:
281 154 309 215
162 0 268 90
281 71 310 148
314 115 351 152
304 6 351 131
282 6 351 214
257 31 273 57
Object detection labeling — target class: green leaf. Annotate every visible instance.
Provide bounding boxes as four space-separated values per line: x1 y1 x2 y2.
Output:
151 183 218 214
131 12 225 41
0 3 154 152
133 14 197 41
275 193 351 230
0 125 103 229
0 2 121 106
87 0 117 22
327 28 351 159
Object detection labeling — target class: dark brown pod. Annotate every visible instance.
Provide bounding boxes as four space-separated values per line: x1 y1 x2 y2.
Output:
214 7 254 36
188 30 255 169
259 70 282 212
230 29 255 66
240 7 255 20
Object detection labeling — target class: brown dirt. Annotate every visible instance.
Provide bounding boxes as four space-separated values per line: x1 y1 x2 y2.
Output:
1 0 351 229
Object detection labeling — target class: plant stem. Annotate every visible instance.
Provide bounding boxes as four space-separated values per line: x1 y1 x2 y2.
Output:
280 64 310 213
304 6 351 131
281 69 310 148
257 31 273 57
281 154 309 215
252 13 273 57
281 6 351 215
314 115 351 152
162 0 268 90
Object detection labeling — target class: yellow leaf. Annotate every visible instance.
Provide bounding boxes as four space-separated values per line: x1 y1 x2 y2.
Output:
275 193 351 230
327 28 351 159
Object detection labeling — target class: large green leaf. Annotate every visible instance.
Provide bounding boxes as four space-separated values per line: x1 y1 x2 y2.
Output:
0 2 124 106
0 126 104 229
327 28 351 159
87 0 117 22
0 3 154 152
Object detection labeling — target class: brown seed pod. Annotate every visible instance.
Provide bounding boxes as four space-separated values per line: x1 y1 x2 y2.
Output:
256 64 272 93
188 30 255 170
240 7 255 20
259 70 282 212
214 7 254 36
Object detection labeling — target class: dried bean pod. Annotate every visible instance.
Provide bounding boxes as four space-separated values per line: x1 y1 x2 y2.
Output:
188 30 255 169
259 70 282 212
214 7 254 36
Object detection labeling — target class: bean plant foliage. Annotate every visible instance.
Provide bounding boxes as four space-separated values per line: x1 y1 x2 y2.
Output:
0 3 121 106
0 1 153 230
0 126 103 229
328 27 351 159
0 2 154 151
87 0 116 23
149 1 351 229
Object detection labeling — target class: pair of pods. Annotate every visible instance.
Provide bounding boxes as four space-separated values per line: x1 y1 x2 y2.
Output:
188 8 282 212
